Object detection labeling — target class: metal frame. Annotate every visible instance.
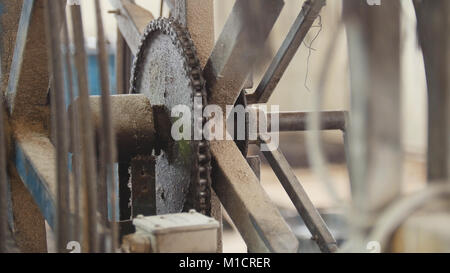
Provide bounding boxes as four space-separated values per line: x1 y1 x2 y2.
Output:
2 0 349 253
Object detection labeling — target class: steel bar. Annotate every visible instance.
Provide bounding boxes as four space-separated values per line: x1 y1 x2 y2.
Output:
61 1 81 245
94 0 119 252
413 0 450 183
211 141 298 253
108 0 154 54
70 4 99 253
45 0 70 252
204 0 285 112
268 111 348 132
70 94 156 160
247 0 326 104
260 138 338 253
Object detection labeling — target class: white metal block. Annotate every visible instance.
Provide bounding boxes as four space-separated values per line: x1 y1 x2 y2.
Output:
123 210 219 253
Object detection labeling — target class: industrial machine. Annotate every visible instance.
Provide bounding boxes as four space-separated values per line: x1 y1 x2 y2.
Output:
0 0 449 253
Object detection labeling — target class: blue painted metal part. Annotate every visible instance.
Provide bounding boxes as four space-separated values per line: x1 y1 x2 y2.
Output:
6 0 34 111
14 142 56 229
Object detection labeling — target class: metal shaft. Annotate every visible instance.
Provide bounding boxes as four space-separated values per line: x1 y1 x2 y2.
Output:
61 0 81 245
44 0 70 252
70 4 99 253
268 111 348 132
94 0 119 252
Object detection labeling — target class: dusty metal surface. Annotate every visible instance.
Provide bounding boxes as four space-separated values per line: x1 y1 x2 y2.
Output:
82 94 156 160
8 163 47 253
174 0 222 252
201 0 302 253
211 141 298 253
130 18 212 216
204 0 285 112
7 0 49 127
1 0 50 253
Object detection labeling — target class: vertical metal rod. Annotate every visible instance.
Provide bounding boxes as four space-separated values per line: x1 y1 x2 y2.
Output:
61 2 81 244
70 4 99 253
94 0 108 246
344 0 402 246
413 0 449 183
0 24 7 254
45 0 70 252
94 0 118 252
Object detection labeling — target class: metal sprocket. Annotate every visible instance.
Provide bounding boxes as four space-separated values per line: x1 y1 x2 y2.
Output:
129 18 212 215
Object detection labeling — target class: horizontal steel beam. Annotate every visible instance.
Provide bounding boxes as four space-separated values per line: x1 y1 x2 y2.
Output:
268 111 348 132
